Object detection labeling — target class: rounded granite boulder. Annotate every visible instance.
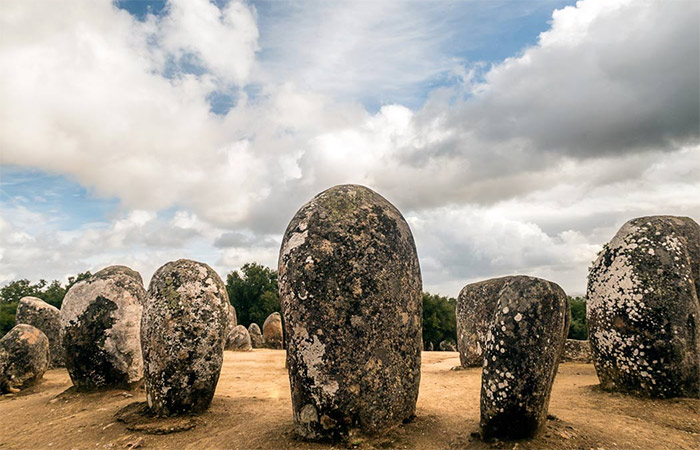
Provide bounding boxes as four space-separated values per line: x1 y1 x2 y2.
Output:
226 325 253 351
225 303 238 343
0 324 50 393
60 266 145 390
142 259 229 416
94 265 144 291
263 312 284 349
456 279 504 368
587 216 700 398
479 276 569 440
561 339 592 363
279 184 423 440
15 296 64 368
228 303 238 328
248 323 263 348
439 340 457 352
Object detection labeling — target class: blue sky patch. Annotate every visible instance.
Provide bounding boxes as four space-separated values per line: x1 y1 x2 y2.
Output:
0 166 120 231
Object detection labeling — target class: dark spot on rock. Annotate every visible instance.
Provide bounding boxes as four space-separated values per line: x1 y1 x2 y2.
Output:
64 297 131 390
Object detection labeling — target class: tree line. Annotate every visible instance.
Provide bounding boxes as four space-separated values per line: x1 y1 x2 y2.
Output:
0 264 588 343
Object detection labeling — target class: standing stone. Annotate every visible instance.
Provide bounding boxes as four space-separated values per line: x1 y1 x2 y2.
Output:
248 323 263 348
61 265 145 390
228 303 238 328
15 296 64 368
279 184 422 440
0 324 50 393
439 340 457 352
587 216 700 398
263 312 284 349
480 276 569 440
457 279 503 368
561 339 592 363
225 303 238 345
142 259 228 416
226 325 253 351
94 265 144 291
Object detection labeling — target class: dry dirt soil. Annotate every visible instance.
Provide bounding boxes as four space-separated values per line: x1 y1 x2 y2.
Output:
1 350 698 450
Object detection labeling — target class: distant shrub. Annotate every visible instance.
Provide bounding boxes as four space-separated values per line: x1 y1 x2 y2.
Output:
423 292 457 349
225 263 280 328
568 296 588 340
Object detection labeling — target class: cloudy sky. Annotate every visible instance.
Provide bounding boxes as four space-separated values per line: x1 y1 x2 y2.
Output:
1 0 698 296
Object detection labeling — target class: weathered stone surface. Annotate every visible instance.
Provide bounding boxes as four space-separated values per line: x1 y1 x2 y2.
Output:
587 216 700 398
279 184 423 440
142 259 228 416
227 303 238 328
439 340 456 352
0 324 50 393
457 279 504 368
225 303 238 344
15 296 64 368
226 325 252 351
94 265 144 290
248 323 263 348
561 339 592 363
263 312 283 349
480 276 569 440
61 266 145 391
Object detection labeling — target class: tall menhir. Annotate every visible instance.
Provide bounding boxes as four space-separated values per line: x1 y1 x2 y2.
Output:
278 184 423 440
587 216 699 398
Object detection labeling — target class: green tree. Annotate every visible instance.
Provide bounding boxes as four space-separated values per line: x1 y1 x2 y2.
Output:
225 263 279 328
66 271 92 292
0 301 19 338
41 280 67 309
422 292 457 349
0 279 43 304
568 296 588 340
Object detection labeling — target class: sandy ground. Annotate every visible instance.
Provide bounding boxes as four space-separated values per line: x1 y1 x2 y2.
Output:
0 350 698 450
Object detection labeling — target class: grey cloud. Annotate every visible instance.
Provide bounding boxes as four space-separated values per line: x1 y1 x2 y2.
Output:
213 231 253 248
452 1 699 158
385 0 699 212
213 231 279 248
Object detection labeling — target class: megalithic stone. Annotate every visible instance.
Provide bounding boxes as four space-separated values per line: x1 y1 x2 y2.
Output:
479 276 569 440
587 216 700 398
141 259 229 416
16 296 64 368
248 323 263 348
279 184 422 440
457 279 504 368
0 324 50 393
227 325 253 352
61 265 145 391
263 312 284 349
